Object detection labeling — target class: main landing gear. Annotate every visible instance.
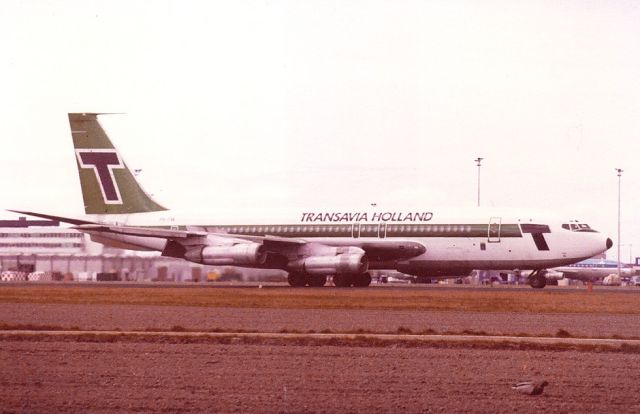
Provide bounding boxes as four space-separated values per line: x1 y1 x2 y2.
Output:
333 273 372 288
287 273 327 287
287 273 372 287
527 269 547 289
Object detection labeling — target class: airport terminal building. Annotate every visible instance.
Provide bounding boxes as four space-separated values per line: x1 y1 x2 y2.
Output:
0 217 190 281
0 223 94 255
0 217 285 283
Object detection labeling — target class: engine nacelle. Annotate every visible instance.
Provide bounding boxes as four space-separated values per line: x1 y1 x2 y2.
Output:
289 253 368 275
184 243 266 266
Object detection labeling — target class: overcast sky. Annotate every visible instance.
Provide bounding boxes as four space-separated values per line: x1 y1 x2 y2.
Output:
1 1 639 261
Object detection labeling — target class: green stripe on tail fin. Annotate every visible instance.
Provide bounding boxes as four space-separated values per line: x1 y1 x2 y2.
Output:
69 113 168 214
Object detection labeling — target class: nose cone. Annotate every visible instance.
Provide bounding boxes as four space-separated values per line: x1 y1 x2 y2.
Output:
606 238 613 250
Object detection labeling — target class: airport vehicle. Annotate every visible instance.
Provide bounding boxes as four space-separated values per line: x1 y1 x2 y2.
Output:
11 113 613 288
545 258 634 284
602 273 621 286
376 272 414 284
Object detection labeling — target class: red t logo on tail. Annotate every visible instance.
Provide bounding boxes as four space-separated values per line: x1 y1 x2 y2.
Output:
76 149 125 204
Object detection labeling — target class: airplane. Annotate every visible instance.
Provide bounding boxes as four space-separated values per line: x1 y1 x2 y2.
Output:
10 113 613 288
543 258 635 284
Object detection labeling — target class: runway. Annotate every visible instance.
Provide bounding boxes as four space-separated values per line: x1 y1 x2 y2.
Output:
4 280 640 294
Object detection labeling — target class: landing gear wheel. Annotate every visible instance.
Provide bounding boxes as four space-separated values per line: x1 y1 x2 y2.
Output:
307 275 327 287
287 273 307 287
529 276 547 289
332 274 353 287
352 273 372 287
528 270 547 289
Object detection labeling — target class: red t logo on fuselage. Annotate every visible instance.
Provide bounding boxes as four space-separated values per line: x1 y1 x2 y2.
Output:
76 149 125 204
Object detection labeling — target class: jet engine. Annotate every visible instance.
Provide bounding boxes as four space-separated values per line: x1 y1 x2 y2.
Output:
184 243 266 265
288 252 368 275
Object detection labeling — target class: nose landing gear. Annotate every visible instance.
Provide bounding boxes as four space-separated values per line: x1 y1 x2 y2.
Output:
527 269 547 289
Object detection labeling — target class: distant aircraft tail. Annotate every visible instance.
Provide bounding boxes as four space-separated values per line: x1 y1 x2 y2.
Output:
69 113 167 215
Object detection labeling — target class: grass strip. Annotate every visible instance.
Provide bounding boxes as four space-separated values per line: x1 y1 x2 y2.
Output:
1 286 640 314
1 331 639 354
1 322 639 342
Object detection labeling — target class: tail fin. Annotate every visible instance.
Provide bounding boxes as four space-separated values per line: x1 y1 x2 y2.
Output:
69 113 167 215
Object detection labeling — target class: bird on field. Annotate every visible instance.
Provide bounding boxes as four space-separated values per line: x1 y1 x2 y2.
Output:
512 380 548 395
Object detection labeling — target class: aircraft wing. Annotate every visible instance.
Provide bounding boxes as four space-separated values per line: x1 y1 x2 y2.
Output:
72 224 208 239
7 210 96 226
11 210 425 265
71 223 422 255
72 223 308 246
10 210 306 245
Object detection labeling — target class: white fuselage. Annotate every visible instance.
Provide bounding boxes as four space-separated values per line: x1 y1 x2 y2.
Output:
83 207 612 276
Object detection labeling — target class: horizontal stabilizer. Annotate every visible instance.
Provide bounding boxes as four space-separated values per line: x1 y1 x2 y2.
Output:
7 210 95 226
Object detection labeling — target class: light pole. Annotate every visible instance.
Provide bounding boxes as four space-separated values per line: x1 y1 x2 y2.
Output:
615 168 623 278
475 157 483 207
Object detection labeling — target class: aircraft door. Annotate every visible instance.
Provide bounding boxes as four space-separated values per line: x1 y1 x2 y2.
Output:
488 217 501 243
352 223 360 238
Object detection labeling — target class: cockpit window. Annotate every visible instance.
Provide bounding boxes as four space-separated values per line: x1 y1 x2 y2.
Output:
562 222 598 232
